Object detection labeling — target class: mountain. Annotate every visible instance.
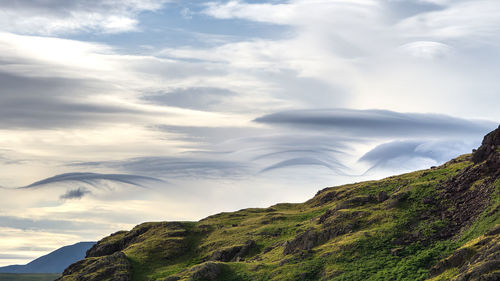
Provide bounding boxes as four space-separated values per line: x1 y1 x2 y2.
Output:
0 242 95 274
56 126 500 281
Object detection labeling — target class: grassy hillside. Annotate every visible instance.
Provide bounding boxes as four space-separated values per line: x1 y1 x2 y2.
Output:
0 273 60 281
57 127 500 281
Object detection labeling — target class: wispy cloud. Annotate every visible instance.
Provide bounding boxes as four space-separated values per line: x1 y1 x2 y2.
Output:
0 0 170 35
25 172 161 188
254 109 495 137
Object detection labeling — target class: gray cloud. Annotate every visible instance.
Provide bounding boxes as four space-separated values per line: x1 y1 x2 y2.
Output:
0 254 33 260
0 215 110 232
59 187 91 200
24 172 161 188
259 157 346 174
0 72 144 129
359 139 475 172
71 157 251 180
254 109 497 138
384 0 445 20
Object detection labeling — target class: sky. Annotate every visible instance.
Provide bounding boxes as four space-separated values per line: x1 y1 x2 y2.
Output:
0 0 499 267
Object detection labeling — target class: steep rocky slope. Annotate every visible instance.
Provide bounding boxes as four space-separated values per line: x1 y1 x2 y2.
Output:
57 126 500 281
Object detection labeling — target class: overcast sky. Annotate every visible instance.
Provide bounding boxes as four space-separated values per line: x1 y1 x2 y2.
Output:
1 0 499 266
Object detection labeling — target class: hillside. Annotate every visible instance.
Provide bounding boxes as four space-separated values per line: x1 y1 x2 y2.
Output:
57 126 500 281
0 242 95 274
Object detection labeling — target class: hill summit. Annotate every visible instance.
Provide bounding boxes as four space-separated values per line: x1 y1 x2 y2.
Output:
57 126 500 281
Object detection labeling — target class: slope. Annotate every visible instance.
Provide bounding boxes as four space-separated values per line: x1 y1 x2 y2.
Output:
0 242 96 274
57 126 500 281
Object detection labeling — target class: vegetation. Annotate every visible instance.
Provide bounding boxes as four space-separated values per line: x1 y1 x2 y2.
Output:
57 128 500 281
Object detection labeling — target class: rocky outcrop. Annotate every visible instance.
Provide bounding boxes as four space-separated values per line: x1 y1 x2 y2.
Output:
56 251 131 281
283 223 356 255
430 229 500 281
85 231 127 258
472 125 500 163
209 240 256 262
86 222 187 258
429 247 476 276
189 262 223 281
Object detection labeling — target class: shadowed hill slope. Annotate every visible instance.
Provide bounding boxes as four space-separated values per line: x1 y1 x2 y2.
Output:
57 126 500 281
0 242 95 274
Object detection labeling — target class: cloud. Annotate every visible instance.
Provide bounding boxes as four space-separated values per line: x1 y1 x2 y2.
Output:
71 157 251 180
254 109 496 138
398 41 453 59
143 87 236 111
59 188 91 200
0 0 169 35
25 173 161 188
359 139 476 172
0 216 109 232
259 157 345 174
397 1 500 41
203 1 296 25
0 71 145 129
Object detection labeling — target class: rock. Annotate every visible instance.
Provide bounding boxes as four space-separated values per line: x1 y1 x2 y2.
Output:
456 260 500 281
486 224 500 236
472 125 500 163
57 251 131 281
429 248 475 277
391 247 403 257
209 240 256 262
283 224 355 255
377 191 389 202
318 209 335 224
163 276 180 281
319 191 338 205
386 191 411 208
189 262 223 281
85 231 127 257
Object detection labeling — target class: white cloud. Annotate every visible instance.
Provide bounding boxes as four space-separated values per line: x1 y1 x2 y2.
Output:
0 0 169 35
398 0 500 41
398 41 453 59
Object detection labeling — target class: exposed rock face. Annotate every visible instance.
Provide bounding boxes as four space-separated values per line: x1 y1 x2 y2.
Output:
283 223 356 255
430 230 500 281
56 251 131 281
429 248 476 276
377 191 389 202
189 262 223 281
86 231 127 258
472 125 500 163
87 222 187 258
438 133 500 240
209 240 256 262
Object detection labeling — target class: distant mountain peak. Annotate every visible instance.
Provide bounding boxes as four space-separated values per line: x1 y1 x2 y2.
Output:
0 242 95 274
